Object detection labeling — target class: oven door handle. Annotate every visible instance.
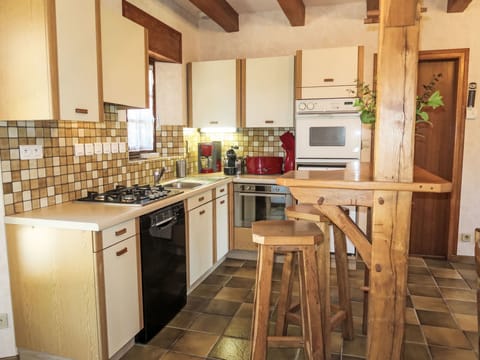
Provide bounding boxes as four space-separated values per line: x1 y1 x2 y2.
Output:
236 192 288 198
152 215 177 229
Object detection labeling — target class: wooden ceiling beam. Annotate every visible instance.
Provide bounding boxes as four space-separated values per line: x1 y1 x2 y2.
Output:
188 0 239 32
447 0 472 12
364 0 426 25
277 0 305 27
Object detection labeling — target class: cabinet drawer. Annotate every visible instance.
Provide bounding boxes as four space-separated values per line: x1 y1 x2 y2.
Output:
101 219 136 249
215 184 228 198
187 191 212 211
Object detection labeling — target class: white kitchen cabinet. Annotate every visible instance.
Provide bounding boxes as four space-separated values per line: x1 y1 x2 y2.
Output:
5 219 143 360
296 46 363 99
187 191 214 287
243 56 294 128
101 221 142 358
0 0 102 121
215 184 230 262
155 62 186 125
101 0 148 108
188 59 240 129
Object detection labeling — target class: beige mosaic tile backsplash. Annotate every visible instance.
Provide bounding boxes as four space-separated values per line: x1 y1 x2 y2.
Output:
1 105 293 216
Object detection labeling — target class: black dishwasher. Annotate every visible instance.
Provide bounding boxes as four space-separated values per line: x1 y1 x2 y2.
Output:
136 201 186 343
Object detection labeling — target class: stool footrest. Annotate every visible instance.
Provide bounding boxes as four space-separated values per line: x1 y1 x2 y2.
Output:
267 336 304 348
330 310 347 330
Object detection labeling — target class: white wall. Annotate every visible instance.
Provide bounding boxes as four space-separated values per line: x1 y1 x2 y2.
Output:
194 0 480 256
0 174 16 355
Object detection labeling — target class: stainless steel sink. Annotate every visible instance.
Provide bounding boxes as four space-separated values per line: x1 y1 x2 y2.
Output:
163 181 204 189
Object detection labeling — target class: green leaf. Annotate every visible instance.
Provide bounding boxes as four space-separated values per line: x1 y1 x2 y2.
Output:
416 110 429 122
360 111 376 124
426 90 444 109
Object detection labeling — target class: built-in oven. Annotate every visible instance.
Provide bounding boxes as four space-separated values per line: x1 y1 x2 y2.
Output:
233 183 293 249
295 98 362 166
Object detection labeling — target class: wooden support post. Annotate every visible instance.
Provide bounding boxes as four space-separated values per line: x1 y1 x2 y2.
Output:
368 0 420 358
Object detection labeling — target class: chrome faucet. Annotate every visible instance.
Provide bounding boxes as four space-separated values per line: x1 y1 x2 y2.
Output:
154 167 165 186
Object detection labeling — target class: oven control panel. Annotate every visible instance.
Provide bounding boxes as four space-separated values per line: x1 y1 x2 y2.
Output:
296 98 358 114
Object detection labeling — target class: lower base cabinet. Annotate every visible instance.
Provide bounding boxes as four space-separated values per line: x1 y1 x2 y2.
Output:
5 219 142 360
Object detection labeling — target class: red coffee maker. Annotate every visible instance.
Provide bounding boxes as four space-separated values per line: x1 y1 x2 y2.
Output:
198 141 222 173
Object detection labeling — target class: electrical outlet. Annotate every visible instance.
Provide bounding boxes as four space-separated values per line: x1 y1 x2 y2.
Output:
0 313 8 329
19 145 43 160
460 233 472 242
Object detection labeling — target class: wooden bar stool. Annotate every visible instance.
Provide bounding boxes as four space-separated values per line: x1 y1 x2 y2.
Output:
275 204 354 351
251 219 326 360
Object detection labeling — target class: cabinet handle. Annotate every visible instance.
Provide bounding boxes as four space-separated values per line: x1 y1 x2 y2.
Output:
323 78 334 82
220 200 225 205
116 247 128 256
219 188 225 193
198 196 204 202
75 108 88 114
265 120 274 124
209 121 219 125
115 228 127 236
199 210 206 215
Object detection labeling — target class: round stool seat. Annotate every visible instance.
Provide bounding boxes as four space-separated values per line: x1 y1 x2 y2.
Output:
252 219 323 246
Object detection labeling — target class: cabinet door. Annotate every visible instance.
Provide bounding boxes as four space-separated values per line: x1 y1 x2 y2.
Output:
188 202 213 286
155 62 185 125
101 0 148 108
300 46 359 99
55 0 101 121
103 236 142 357
245 56 294 127
215 195 229 262
190 59 238 129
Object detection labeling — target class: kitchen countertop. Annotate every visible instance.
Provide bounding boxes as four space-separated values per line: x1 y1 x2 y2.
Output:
4 172 287 231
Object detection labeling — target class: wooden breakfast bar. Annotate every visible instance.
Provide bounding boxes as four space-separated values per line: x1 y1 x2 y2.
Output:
276 162 452 359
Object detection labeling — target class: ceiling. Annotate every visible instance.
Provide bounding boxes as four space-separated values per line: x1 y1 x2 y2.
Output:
159 0 473 31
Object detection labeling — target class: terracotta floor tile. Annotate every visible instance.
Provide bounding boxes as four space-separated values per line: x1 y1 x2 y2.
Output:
169 310 200 329
188 313 231 334
435 278 470 289
170 330 219 357
222 258 246 267
208 336 251 360
403 342 430 360
416 310 458 329
408 266 431 275
429 346 478 360
148 327 184 349
430 267 463 279
120 344 167 360
342 334 367 357
203 299 242 316
233 267 257 279
405 324 426 343
202 273 231 286
190 283 223 298
422 325 472 349
410 296 449 313
454 313 478 332
183 296 209 312
409 257 427 267
224 316 252 339
405 307 419 325
408 273 436 286
424 259 453 269
446 299 477 315
235 302 253 318
214 287 251 302
225 276 255 289
408 284 442 297
161 352 204 360
440 288 476 301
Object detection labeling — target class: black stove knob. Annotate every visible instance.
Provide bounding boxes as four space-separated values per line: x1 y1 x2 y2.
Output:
87 191 98 200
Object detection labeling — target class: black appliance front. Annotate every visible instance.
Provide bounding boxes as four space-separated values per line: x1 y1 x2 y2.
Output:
136 201 186 343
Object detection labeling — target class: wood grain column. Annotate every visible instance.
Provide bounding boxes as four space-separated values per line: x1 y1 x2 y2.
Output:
368 0 420 359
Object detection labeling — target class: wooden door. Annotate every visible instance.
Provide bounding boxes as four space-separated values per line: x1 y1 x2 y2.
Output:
409 49 469 258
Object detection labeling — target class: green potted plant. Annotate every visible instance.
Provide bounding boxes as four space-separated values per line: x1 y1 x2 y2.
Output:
352 73 445 126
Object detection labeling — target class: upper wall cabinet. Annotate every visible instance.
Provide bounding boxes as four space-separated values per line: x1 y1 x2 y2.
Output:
101 0 148 108
296 46 364 99
242 56 294 128
188 59 240 129
155 62 185 126
0 0 102 121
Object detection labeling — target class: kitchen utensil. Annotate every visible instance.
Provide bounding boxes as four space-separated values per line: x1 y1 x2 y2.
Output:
176 159 187 178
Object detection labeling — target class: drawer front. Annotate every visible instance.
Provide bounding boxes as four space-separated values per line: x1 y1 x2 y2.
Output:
187 190 212 211
102 219 136 249
215 184 228 198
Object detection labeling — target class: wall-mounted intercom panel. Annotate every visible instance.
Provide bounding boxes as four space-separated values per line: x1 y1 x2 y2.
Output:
466 82 477 120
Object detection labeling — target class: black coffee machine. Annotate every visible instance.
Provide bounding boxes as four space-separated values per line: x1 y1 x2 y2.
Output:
224 147 237 175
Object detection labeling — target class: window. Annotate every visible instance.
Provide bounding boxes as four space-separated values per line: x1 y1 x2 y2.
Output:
127 62 155 155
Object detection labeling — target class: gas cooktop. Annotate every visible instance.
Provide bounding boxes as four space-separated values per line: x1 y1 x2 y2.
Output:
77 184 183 206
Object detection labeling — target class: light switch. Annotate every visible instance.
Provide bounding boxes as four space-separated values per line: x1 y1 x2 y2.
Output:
84 143 94 155
94 142 103 155
19 145 43 160
103 142 111 154
74 144 85 156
